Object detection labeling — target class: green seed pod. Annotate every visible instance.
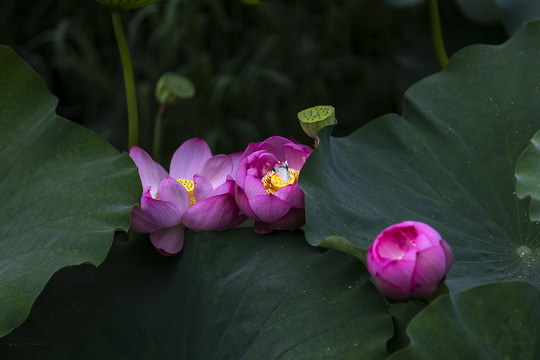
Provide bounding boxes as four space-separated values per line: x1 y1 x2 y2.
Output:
297 105 337 140
155 72 196 106
95 0 163 12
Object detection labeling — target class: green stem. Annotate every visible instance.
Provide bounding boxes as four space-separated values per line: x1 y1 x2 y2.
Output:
153 105 167 162
111 11 139 149
428 0 448 69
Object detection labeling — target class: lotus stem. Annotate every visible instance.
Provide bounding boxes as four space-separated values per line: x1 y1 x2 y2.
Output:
153 105 167 162
429 0 448 69
111 11 139 149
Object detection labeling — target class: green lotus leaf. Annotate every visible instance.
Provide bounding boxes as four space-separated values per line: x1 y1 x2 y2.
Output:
388 281 540 359
0 46 141 338
300 21 540 293
515 130 540 221
0 229 392 359
155 72 196 105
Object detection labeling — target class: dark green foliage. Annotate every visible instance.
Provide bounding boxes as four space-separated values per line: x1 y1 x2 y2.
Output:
2 0 507 157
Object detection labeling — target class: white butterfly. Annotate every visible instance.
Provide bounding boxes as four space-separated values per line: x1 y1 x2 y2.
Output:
273 161 291 182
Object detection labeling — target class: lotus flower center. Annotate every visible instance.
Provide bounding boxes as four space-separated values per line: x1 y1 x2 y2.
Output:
177 179 197 206
261 162 299 195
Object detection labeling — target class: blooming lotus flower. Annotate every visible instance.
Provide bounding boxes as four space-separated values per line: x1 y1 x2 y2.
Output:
235 136 313 234
367 221 453 300
130 138 246 255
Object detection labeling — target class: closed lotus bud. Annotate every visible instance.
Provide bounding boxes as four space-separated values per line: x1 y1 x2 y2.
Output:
95 0 163 12
297 105 337 141
155 72 196 106
367 221 453 300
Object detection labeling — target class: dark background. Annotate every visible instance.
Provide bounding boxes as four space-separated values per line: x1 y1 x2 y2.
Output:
0 0 507 161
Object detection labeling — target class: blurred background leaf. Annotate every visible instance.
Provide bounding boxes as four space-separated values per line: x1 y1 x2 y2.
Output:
1 0 507 158
455 0 540 34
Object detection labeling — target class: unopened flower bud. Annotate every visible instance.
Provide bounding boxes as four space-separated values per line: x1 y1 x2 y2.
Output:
367 221 453 300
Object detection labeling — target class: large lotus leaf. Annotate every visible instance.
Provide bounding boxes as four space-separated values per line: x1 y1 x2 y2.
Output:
515 130 540 221
388 281 540 359
300 21 540 293
0 229 392 359
0 46 141 337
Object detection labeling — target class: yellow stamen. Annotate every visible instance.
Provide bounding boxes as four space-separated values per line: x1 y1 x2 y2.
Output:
261 169 299 195
177 179 197 206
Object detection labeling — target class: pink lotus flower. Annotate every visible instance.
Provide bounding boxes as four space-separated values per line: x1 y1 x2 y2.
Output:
130 138 246 255
367 221 453 300
235 136 313 234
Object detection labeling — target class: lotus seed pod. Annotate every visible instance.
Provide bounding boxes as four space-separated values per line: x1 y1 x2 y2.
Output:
155 72 196 106
95 0 163 12
297 105 337 140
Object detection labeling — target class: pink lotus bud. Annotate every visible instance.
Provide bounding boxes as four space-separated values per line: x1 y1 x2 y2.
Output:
367 221 453 300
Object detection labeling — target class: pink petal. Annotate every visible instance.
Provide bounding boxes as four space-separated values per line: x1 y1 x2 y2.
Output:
170 138 212 180
235 185 261 222
155 162 169 180
242 141 265 157
283 142 313 170
208 177 235 197
193 174 214 201
256 136 291 161
157 177 191 212
229 152 243 180
273 184 305 208
245 151 278 179
229 212 248 227
243 174 268 197
130 146 165 193
235 157 248 185
412 222 442 250
270 207 306 230
182 193 240 231
412 246 447 287
372 273 410 300
440 239 453 272
130 207 160 233
150 225 186 255
199 154 233 188
367 245 391 275
254 221 275 234
249 194 293 223
141 192 184 228
413 222 442 244
379 258 416 292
